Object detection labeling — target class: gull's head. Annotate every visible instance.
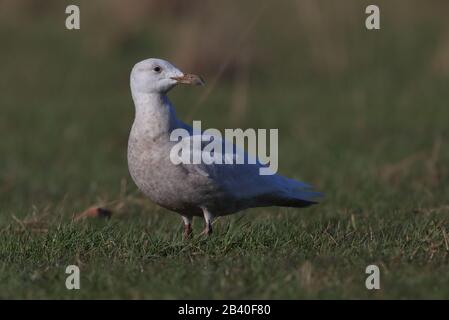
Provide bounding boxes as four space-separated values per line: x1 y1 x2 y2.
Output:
130 58 204 94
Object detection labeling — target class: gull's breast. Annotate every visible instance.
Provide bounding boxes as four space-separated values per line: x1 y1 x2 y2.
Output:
127 131 214 214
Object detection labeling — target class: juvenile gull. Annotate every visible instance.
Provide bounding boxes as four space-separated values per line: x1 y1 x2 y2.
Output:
127 58 322 236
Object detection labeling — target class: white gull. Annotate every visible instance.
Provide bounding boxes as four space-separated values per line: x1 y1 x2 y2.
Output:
127 58 322 236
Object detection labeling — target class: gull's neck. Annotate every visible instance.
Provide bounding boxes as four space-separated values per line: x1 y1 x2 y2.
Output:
131 92 179 138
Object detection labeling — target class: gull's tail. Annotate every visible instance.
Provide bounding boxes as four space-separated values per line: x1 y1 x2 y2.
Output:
271 176 324 208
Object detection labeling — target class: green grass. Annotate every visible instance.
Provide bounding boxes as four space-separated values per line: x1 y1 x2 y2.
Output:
1 1 449 299
2 209 449 299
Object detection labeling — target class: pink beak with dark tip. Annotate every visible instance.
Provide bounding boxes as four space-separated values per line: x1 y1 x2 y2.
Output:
171 74 205 86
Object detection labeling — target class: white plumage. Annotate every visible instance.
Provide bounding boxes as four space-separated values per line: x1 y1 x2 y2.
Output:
127 58 322 236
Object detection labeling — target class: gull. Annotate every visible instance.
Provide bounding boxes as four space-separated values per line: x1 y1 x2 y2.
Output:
127 58 322 237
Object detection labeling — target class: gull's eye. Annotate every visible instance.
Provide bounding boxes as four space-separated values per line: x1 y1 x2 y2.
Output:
153 66 162 73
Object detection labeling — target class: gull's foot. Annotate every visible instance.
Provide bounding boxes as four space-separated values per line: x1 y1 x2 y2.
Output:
181 215 193 239
200 208 213 237
200 224 212 236
183 223 193 239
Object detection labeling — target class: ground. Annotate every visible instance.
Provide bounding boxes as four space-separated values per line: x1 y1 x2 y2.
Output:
0 1 449 299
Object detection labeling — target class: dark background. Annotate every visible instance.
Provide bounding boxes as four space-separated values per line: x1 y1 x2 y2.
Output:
0 0 448 298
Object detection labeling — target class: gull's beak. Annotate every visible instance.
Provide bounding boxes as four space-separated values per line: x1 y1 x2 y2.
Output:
171 73 205 86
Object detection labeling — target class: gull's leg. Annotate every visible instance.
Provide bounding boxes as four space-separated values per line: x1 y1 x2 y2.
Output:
181 215 192 238
200 208 213 236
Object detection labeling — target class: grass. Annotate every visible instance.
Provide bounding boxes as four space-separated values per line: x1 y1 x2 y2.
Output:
1 1 449 299
2 209 449 299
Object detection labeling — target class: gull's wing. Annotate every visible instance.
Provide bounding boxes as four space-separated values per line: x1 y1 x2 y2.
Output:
172 130 322 209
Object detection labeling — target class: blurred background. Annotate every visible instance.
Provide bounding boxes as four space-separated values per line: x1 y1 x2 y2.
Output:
1 0 448 215
0 0 449 298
